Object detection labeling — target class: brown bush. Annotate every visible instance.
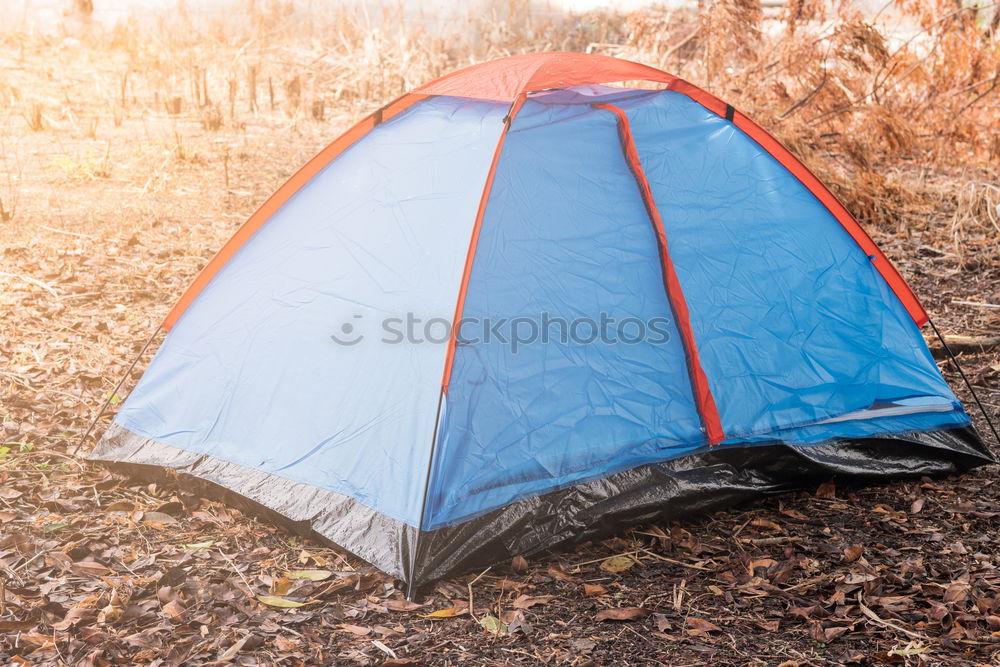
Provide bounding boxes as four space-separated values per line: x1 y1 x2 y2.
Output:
0 0 995 228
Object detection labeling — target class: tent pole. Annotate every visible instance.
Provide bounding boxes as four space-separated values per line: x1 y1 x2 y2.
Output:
929 318 1000 448
408 386 445 600
410 99 524 599
71 325 164 457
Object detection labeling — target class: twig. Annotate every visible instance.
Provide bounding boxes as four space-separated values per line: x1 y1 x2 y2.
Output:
218 633 251 662
0 272 59 298
927 333 1000 358
662 26 701 64
34 224 96 240
34 450 86 471
11 550 44 576
371 639 397 660
860 603 929 641
742 536 802 546
573 550 640 568
467 566 491 621
954 71 999 118
778 45 830 120
639 549 713 571
952 300 1000 309
218 548 255 598
808 3 996 126
780 575 829 593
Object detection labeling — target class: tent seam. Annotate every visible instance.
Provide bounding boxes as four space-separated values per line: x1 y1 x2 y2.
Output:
413 94 527 565
594 101 726 447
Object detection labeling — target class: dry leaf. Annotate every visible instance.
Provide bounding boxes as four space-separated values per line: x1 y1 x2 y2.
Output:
685 617 722 635
421 606 468 618
161 599 185 620
339 624 371 635
274 636 300 651
815 481 836 499
104 500 133 512
384 599 425 612
824 626 851 641
298 550 328 567
547 566 582 583
183 540 215 550
943 582 970 605
256 595 316 609
270 577 293 595
595 607 650 621
749 558 778 573
218 634 251 662
599 555 635 573
0 620 35 632
18 633 58 649
843 544 864 563
511 594 554 609
511 555 528 573
751 518 782 531
583 583 607 596
285 569 332 581
72 561 112 576
479 614 506 635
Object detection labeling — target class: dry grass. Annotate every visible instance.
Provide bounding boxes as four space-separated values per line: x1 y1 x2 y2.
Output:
614 0 999 226
1 0 997 229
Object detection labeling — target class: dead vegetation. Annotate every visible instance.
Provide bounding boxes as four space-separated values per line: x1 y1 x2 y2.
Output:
0 0 998 664
1 0 996 229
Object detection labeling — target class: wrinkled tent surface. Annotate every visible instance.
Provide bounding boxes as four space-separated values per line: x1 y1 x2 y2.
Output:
91 52 992 593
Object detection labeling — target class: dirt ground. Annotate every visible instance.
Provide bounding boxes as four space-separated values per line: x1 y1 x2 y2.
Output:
2 14 1000 666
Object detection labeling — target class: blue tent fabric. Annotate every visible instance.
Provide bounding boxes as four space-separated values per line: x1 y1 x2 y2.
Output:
90 55 991 593
428 95 705 530
620 91 962 440
114 95 507 527
426 88 969 530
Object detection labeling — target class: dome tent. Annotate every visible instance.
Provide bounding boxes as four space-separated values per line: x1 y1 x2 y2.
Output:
90 52 992 594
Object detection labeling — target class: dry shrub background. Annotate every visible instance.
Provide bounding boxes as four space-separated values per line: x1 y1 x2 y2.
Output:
1 0 997 228
7 0 1000 214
